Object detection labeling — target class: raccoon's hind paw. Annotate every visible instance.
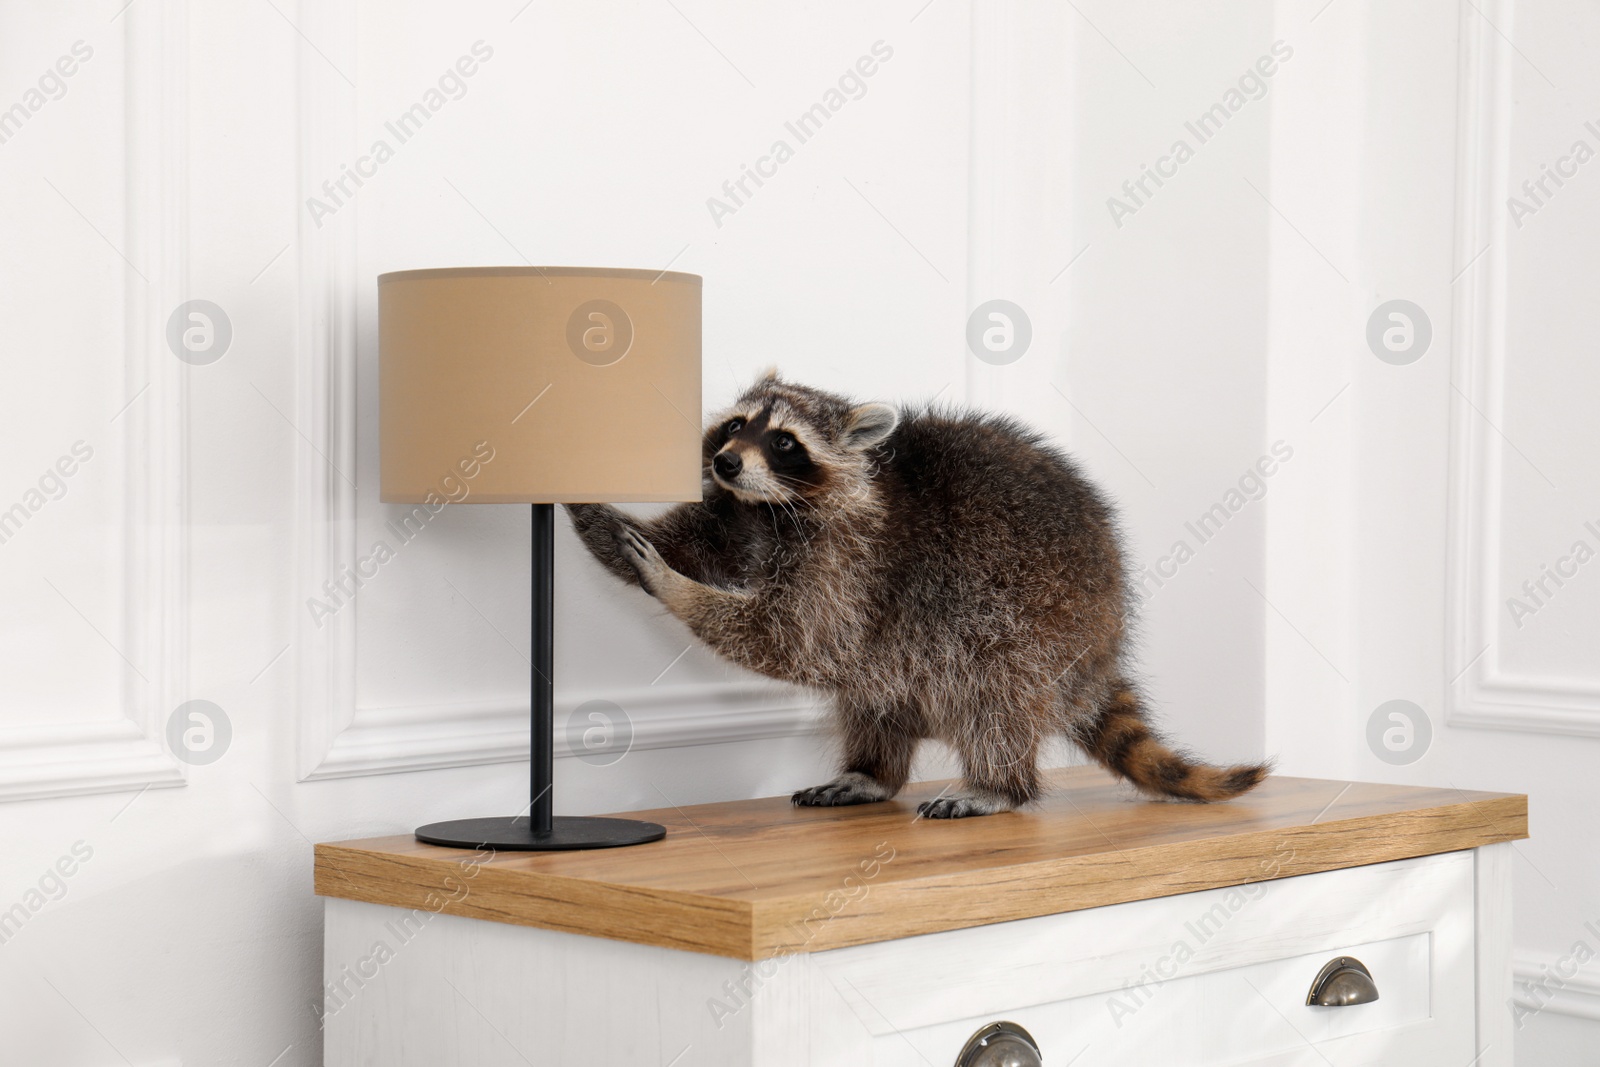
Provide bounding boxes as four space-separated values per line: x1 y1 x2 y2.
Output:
915 791 1016 820
792 772 894 807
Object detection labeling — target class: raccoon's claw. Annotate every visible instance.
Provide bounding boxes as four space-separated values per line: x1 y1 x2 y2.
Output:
792 772 893 807
616 528 668 596
915 792 1014 819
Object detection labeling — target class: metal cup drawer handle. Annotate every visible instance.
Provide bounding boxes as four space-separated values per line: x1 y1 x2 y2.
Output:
955 1021 1042 1067
1307 956 1380 1006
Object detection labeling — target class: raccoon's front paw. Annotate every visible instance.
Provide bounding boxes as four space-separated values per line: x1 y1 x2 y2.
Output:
915 791 1015 819
792 772 894 807
616 528 672 597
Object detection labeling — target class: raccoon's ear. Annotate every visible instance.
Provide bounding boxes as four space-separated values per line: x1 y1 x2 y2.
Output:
755 365 780 384
843 403 898 451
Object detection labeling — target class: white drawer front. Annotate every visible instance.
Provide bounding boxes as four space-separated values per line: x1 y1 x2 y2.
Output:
796 851 1477 1067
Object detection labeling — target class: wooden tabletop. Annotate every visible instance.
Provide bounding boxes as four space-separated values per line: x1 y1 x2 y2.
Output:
314 767 1527 961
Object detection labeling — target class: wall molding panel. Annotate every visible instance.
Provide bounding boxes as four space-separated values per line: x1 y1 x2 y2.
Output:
1444 0 1600 739
303 681 826 782
289 0 820 782
0 0 190 802
291 0 361 782
1512 953 1600 1025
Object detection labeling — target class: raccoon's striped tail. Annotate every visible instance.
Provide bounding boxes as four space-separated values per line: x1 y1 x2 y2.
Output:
1083 686 1270 802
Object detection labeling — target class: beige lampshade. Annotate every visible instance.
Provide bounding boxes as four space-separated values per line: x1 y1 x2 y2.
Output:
379 266 703 504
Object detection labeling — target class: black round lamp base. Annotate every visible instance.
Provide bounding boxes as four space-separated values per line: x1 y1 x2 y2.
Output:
415 815 666 852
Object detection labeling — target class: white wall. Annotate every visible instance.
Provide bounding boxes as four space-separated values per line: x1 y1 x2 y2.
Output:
1264 0 1600 1062
8 0 1590 1064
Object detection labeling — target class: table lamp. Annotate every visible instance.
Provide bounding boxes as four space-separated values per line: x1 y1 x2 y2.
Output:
379 266 702 850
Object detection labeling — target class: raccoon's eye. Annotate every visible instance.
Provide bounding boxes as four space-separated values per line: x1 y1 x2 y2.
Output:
725 419 744 436
772 433 797 452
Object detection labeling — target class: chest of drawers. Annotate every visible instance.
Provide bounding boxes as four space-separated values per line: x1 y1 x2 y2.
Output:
315 768 1525 1066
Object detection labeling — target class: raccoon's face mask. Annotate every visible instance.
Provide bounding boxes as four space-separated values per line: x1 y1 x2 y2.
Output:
704 384 898 506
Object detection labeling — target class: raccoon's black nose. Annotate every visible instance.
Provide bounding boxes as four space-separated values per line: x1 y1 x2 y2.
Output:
714 451 742 478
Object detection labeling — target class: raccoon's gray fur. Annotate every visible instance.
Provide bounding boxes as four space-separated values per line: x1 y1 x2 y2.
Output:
566 371 1269 818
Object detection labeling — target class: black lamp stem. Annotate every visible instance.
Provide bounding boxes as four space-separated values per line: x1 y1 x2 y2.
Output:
530 502 555 834
411 502 665 851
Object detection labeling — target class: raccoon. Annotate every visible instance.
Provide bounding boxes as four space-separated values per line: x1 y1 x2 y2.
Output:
565 371 1269 818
